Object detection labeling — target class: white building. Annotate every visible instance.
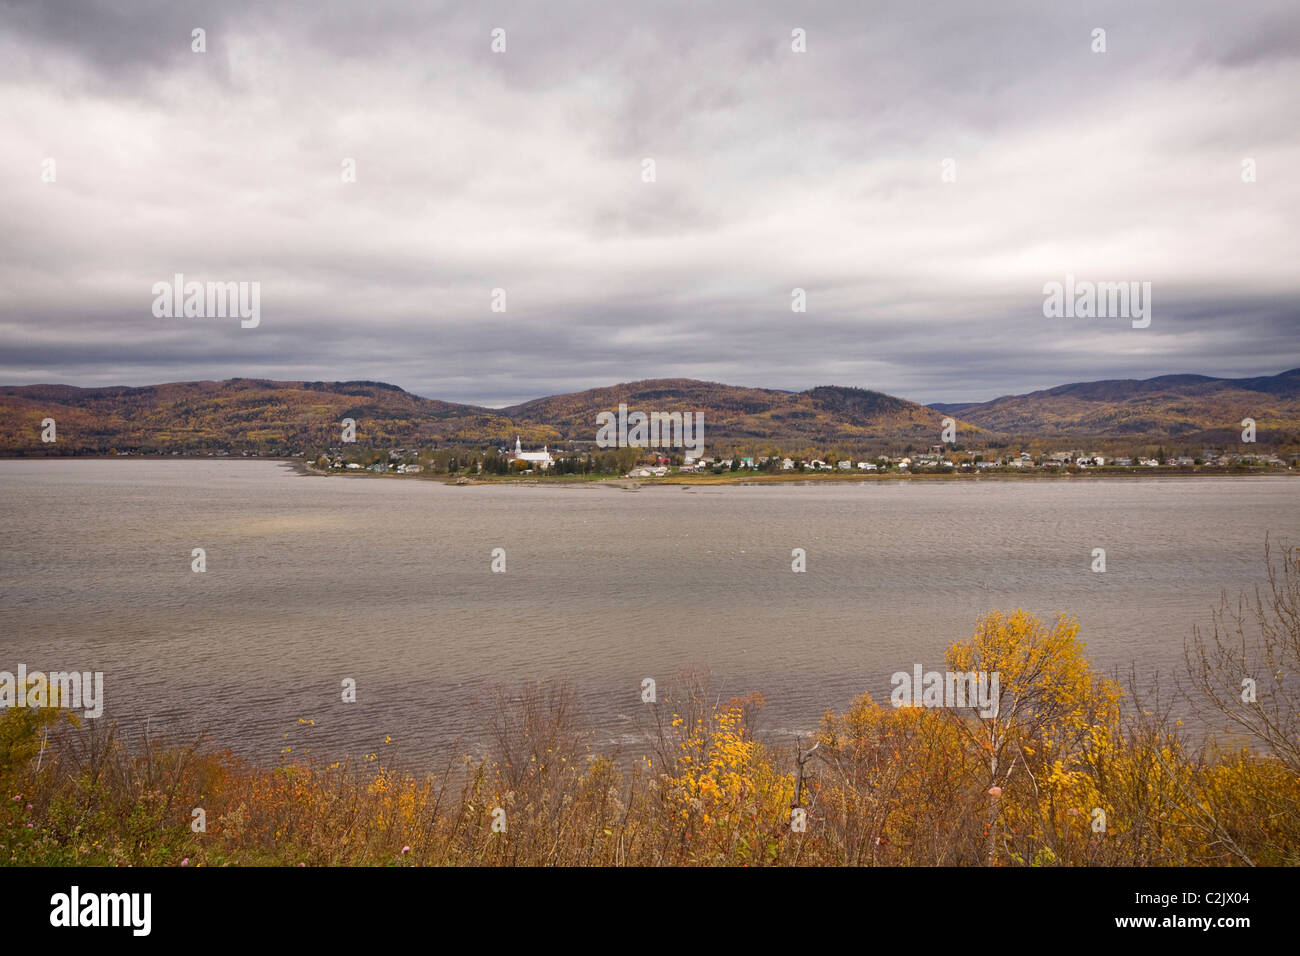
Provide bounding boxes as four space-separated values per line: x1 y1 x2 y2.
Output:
509 436 554 470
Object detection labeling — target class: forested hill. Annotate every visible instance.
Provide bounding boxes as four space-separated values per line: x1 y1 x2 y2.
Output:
2 369 1297 454
929 368 1300 444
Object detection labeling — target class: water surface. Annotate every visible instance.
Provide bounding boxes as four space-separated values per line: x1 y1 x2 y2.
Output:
2 460 1296 763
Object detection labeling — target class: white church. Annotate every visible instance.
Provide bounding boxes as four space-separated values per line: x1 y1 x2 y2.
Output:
509 436 554 470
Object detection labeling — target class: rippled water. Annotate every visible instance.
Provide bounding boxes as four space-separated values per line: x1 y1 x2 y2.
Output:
1 459 1296 764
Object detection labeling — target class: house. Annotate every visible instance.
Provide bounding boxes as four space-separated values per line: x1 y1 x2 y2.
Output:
1139 458 1160 467
1172 457 1195 467
837 460 852 470
397 464 423 474
1114 457 1133 467
346 463 363 470
367 463 387 473
781 458 795 470
509 436 554 470
857 461 877 471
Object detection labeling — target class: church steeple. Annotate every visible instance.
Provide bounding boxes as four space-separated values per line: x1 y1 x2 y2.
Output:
514 436 522 455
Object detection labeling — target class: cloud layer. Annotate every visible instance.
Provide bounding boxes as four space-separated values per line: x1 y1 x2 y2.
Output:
3 0 1298 405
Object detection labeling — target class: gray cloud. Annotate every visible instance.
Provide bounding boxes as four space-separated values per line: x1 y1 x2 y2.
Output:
1 0 1297 407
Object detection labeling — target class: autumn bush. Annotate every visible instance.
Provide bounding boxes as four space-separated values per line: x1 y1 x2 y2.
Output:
3 545 1298 866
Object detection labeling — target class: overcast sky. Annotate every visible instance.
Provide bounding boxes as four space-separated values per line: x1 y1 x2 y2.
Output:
2 0 1297 406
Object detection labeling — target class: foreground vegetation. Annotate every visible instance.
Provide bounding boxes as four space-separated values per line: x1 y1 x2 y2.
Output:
3 547 1297 867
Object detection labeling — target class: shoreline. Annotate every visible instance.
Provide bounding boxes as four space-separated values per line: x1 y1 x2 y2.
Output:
2 455 1293 486
291 459 1295 486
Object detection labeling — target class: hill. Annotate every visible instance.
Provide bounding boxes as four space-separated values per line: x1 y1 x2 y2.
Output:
930 369 1300 446
0 377 982 455
0 379 516 455
502 379 983 451
3 369 1297 456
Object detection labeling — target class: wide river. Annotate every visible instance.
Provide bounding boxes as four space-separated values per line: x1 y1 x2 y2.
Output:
2 460 1296 764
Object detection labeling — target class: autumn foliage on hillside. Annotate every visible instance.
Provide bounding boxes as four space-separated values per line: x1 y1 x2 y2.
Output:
0 377 982 455
4 370 1299 456
501 378 973 449
936 367 1300 446
0 379 535 455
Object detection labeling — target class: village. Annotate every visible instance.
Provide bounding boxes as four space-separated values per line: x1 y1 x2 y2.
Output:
621 447 1291 478
312 435 1293 479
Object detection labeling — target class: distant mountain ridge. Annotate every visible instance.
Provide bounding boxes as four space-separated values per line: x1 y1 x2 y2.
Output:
0 369 1296 455
500 378 960 448
0 379 506 454
929 368 1300 444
